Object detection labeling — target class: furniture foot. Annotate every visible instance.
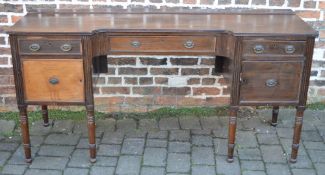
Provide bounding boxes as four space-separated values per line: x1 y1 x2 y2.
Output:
227 106 238 163
18 105 32 163
86 105 96 163
290 106 305 163
41 105 50 127
271 106 279 127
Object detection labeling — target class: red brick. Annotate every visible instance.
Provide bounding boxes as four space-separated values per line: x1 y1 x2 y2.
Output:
108 57 136 65
133 87 161 95
95 96 124 105
93 77 105 85
125 77 138 85
121 105 148 113
218 78 230 86
252 0 266 5
296 11 320 19
106 68 116 75
0 4 24 13
94 87 100 94
166 0 179 3
183 0 196 4
223 87 230 95
140 57 167 65
200 58 215 65
0 68 13 75
193 87 220 96
155 77 168 85
304 1 316 8
317 88 325 96
150 68 178 75
26 4 56 12
58 4 90 9
0 86 15 94
149 0 163 2
125 96 154 105
320 1 325 9
162 87 191 95
0 57 8 64
154 96 177 105
288 0 301 7
0 37 5 45
177 97 204 106
235 0 249 4
319 30 325 40
139 77 153 85
11 16 22 23
204 97 230 106
170 58 198 65
119 68 147 75
202 78 216 85
101 87 130 94
0 47 11 55
200 0 214 4
218 0 231 4
181 68 209 76
0 15 8 23
107 77 122 84
0 76 10 85
4 96 17 105
269 0 285 6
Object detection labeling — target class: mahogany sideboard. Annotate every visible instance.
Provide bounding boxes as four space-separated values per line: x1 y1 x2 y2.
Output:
6 7 318 163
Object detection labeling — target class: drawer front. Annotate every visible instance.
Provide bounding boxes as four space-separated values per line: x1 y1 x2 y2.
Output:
22 59 85 102
242 40 305 56
110 36 216 53
239 61 303 104
19 39 82 55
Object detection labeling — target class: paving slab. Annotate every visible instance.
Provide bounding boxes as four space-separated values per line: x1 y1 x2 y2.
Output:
116 156 142 175
167 153 191 173
179 117 201 130
44 133 80 145
0 120 15 134
143 147 167 166
1 164 27 175
30 156 69 170
159 118 180 130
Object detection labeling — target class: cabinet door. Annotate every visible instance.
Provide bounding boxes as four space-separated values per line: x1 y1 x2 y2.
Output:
239 61 303 105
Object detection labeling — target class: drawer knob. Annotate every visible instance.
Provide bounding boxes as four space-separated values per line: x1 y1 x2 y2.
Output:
60 44 72 52
49 77 59 85
29 43 41 52
285 45 295 54
130 41 141 48
184 40 195 49
253 45 264 54
265 79 278 87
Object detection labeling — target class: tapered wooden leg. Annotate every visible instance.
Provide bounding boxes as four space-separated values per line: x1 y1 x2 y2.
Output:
227 106 239 163
18 105 32 163
290 106 305 163
41 105 49 127
271 106 279 127
86 105 96 163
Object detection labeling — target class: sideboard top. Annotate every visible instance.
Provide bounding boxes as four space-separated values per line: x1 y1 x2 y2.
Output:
7 7 318 36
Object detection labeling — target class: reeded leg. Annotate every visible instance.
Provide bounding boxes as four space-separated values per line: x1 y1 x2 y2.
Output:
227 106 239 163
41 105 49 127
18 105 32 163
86 105 96 163
290 106 305 163
271 106 279 127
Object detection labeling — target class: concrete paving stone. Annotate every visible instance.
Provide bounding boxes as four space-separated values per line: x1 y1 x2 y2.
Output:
238 148 262 160
146 139 167 147
192 135 213 147
303 141 325 150
289 155 313 169
200 117 222 130
191 129 211 135
1 164 27 175
191 165 216 175
116 156 142 175
147 131 168 139
30 136 45 147
76 138 100 149
51 120 74 133
179 117 201 130
24 169 61 175
0 142 19 151
291 169 316 175
125 130 147 138
121 138 145 155
95 156 118 167
29 120 53 136
68 149 92 168
116 119 137 133
301 131 323 142
240 160 265 171
143 147 167 166
7 146 39 165
212 126 228 138
237 131 258 148
168 142 191 153
0 120 15 133
0 135 4 141
213 138 236 156
159 118 180 130
242 171 267 175
30 156 69 170
72 120 88 136
256 133 279 145
276 127 294 138
240 117 264 130
280 138 307 156
167 153 190 173
314 163 325 175
260 145 287 163
98 144 121 156
167 174 190 175
101 132 125 144
169 130 190 142
38 145 74 157
302 120 317 131
215 155 240 175
141 167 165 175
265 163 291 175
307 150 325 163
44 133 80 145
1 134 21 143
96 118 116 132
63 168 89 175
139 119 159 131
192 146 214 165
90 166 115 175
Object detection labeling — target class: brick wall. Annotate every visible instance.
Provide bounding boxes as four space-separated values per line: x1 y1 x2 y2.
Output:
0 0 324 112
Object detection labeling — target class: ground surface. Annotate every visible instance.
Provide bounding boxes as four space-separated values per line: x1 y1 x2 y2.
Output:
0 109 325 175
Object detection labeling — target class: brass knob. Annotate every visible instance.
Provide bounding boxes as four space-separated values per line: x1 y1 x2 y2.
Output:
285 45 295 54
29 43 41 52
60 44 72 52
253 45 264 54
130 41 141 48
184 40 194 49
49 77 59 85
265 79 278 87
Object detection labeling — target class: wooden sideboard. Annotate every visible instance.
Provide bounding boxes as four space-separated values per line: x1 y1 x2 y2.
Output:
6 7 318 163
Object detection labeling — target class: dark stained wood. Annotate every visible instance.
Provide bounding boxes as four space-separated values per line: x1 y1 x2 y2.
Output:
271 106 279 126
41 105 49 127
18 105 32 163
290 106 305 163
227 106 238 162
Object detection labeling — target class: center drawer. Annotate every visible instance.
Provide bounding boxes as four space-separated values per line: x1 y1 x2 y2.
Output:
109 36 216 53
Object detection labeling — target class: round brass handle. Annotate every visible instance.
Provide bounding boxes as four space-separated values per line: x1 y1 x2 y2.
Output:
253 45 264 54
60 44 72 52
285 45 295 54
130 41 141 48
29 43 41 52
49 77 59 85
184 40 194 49
265 79 278 87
